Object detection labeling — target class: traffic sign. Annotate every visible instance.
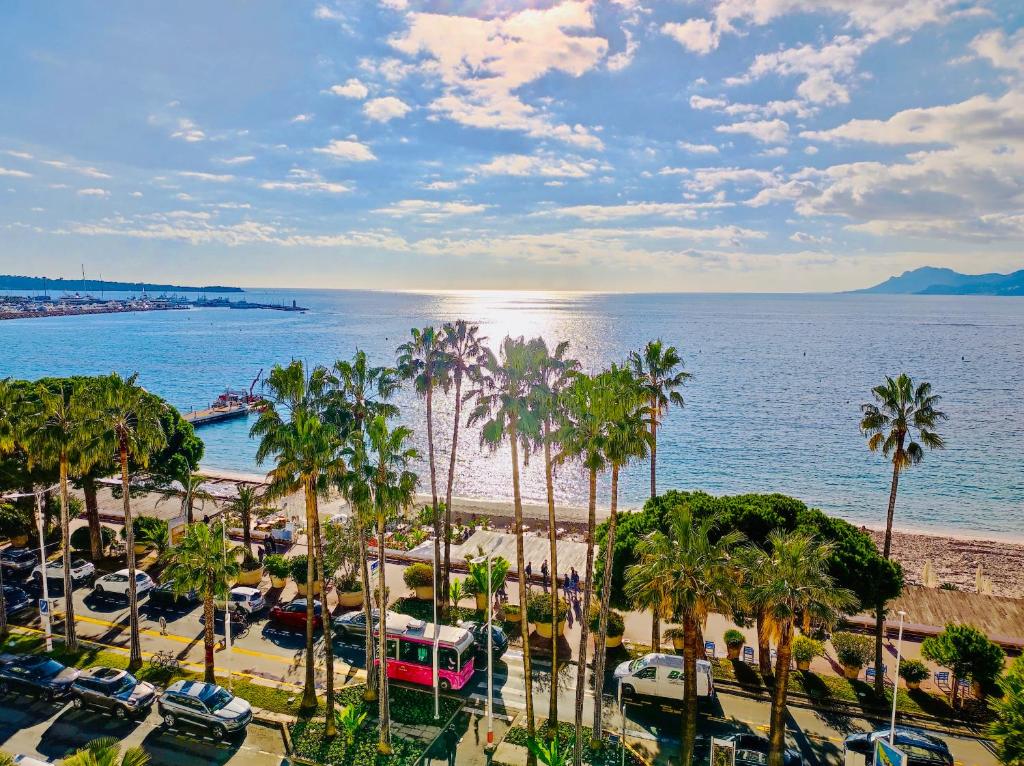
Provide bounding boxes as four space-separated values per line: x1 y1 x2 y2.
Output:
38 598 50 616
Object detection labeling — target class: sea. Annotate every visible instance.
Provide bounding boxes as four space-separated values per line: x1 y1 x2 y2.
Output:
2 289 1022 540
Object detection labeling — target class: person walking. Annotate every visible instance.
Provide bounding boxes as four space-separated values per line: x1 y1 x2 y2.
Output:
570 567 580 598
563 572 572 599
540 559 550 593
525 561 533 594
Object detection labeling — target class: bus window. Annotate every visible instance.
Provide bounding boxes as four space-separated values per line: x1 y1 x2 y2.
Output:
401 641 432 665
439 646 460 672
386 639 398 659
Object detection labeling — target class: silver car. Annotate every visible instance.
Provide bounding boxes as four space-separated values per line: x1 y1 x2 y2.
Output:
157 680 252 739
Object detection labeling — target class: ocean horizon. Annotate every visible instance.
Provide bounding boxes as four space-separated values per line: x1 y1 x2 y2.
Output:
3 288 1021 540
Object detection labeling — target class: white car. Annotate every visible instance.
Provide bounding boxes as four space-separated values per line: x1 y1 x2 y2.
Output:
326 513 350 527
214 586 265 615
32 557 95 585
92 569 155 599
613 653 714 701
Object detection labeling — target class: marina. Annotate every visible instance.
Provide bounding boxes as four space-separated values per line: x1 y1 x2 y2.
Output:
0 292 308 321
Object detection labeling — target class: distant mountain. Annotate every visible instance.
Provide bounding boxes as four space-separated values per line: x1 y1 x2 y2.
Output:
853 267 1024 296
0 275 243 293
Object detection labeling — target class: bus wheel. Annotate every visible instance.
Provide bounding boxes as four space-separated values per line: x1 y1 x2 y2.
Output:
439 679 452 692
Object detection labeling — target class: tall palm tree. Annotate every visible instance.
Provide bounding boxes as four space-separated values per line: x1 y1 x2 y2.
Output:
226 484 267 556
331 350 400 702
628 508 742 766
397 327 449 619
91 373 167 670
555 372 612 766
469 336 543 763
251 361 345 723
440 320 486 619
158 467 214 526
0 378 27 640
24 380 97 651
591 367 651 744
530 339 578 735
63 737 149 766
860 373 946 695
745 532 855 766
163 520 240 682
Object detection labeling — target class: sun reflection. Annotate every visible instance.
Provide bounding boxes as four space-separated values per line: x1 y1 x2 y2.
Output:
426 289 589 347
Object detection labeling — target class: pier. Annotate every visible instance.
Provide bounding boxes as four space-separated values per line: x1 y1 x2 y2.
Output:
183 402 249 427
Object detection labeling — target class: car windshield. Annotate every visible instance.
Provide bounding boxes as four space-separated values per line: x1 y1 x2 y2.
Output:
37 660 64 677
628 656 652 672
114 674 137 694
203 688 234 712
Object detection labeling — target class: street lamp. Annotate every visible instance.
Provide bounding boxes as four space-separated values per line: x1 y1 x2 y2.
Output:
222 519 232 690
34 487 55 652
889 609 907 744
432 548 439 721
469 550 496 746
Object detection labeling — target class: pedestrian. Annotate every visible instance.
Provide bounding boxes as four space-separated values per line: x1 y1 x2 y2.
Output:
497 579 508 603
563 572 572 599
540 560 549 592
257 544 265 564
570 567 580 596
525 561 532 585
266 535 275 555
159 616 167 636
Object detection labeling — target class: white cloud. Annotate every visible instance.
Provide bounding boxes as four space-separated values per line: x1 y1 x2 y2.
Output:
77 188 110 197
716 118 789 144
313 5 346 22
804 145 819 155
689 93 813 120
260 179 350 194
474 153 599 179
170 118 206 142
0 167 31 178
607 28 638 72
4 150 33 160
380 0 407 9
313 139 377 162
328 79 369 99
291 113 314 123
130 191 144 197
542 200 730 222
677 141 719 154
683 166 779 193
179 171 235 182
790 231 831 245
217 155 255 165
39 159 111 179
421 180 460 191
970 28 1024 76
374 199 489 220
662 19 719 55
359 57 415 84
363 96 412 123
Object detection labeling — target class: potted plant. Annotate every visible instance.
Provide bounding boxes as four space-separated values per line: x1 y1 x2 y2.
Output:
0 503 33 547
589 609 626 649
290 554 321 596
465 553 511 611
123 516 169 556
724 629 747 660
792 636 824 671
265 554 290 589
324 519 364 607
528 592 569 638
899 659 930 690
403 562 435 601
832 631 874 679
236 550 264 586
665 627 686 653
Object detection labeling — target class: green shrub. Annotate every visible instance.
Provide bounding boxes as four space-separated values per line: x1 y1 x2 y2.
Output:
792 636 824 664
264 554 290 579
588 608 625 636
664 627 686 642
922 623 1005 694
122 515 167 545
403 563 434 589
527 593 568 624
289 554 319 584
70 524 116 552
832 631 874 668
899 659 930 683
724 629 746 647
0 503 33 539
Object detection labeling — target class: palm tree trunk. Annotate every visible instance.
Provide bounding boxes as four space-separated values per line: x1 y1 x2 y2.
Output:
757 611 772 676
543 418 559 737
443 374 463 622
120 442 143 671
203 582 216 683
59 456 77 651
0 553 7 640
242 507 252 556
652 614 661 653
875 461 902 697
574 467 598 766
509 423 537 766
591 464 620 745
300 477 318 711
649 397 657 498
681 615 698 766
377 510 392 755
83 476 103 560
357 512 378 701
768 625 794 766
311 511 337 737
425 387 443 622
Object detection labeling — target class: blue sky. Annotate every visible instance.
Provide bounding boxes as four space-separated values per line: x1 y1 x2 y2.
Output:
1 0 1021 291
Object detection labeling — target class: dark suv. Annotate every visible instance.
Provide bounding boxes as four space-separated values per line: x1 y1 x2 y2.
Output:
0 655 80 700
71 666 158 719
157 680 253 738
461 621 509 663
1 549 37 577
3 585 32 618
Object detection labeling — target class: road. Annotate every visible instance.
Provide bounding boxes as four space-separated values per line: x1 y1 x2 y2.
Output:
4 569 1001 766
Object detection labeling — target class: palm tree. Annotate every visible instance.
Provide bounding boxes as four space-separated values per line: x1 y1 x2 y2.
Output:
63 737 149 766
163 520 240 682
860 373 946 695
628 508 742 766
251 361 345 723
91 373 167 670
397 327 449 619
591 367 651 744
469 336 544 763
440 320 486 619
331 350 400 702
0 378 27 641
628 340 691 499
157 467 213 526
530 339 578 735
555 371 612 766
745 532 855 766
227 484 267 556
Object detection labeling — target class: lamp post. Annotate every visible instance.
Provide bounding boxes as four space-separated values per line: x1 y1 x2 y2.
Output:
223 519 232 691
433 548 439 721
469 552 495 746
889 610 907 744
35 488 53 652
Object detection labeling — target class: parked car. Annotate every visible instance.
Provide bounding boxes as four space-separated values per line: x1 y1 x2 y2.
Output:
612 653 715 701
460 621 509 663
92 569 155 599
148 582 200 609
1 549 37 576
724 733 803 766
214 586 265 615
269 598 323 631
333 608 383 641
71 666 157 719
844 727 953 766
0 654 80 700
12 756 52 766
157 680 252 738
31 557 95 585
3 585 32 618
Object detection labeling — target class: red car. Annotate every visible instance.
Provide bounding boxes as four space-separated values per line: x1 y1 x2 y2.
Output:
269 599 324 631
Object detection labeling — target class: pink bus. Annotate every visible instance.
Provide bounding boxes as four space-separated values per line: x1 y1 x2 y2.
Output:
375 613 476 691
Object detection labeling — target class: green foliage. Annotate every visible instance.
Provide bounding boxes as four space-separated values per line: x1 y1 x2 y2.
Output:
289 554 319 584
989 655 1024 766
62 736 150 766
125 516 168 552
724 629 746 647
264 553 290 579
335 703 368 746
464 552 510 597
323 517 361 591
403 562 434 589
899 659 930 683
70 524 116 552
589 608 625 636
449 578 465 606
527 592 569 624
922 623 1006 691
832 632 874 668
506 723 643 766
0 502 32 538
792 636 824 664
527 735 574 766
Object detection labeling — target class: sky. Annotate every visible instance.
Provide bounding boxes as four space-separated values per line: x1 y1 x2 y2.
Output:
0 0 1022 293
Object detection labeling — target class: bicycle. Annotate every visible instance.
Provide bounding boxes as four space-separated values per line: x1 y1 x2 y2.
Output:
149 649 181 672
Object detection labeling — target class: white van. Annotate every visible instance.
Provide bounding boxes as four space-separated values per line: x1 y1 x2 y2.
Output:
612 653 714 701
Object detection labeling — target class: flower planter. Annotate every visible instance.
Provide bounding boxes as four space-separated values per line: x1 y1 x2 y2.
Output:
842 664 861 680
10 534 28 547
606 634 623 649
414 585 434 601
796 660 811 671
133 543 150 556
270 575 287 589
671 635 686 653
475 593 488 611
337 589 364 608
236 568 264 586
296 580 322 597
907 680 921 690
727 645 743 660
534 620 566 639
